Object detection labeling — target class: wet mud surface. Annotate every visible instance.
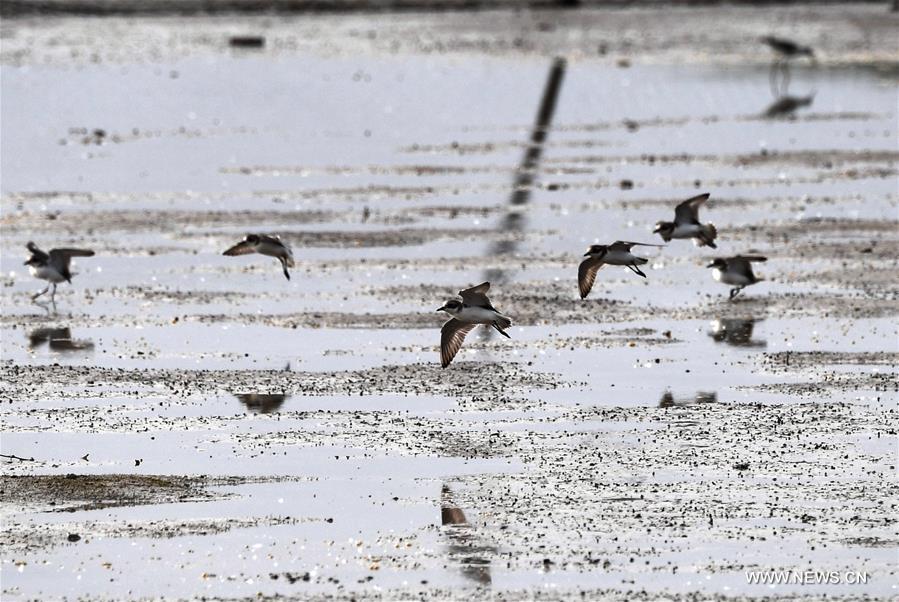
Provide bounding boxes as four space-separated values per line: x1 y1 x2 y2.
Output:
2 3 898 601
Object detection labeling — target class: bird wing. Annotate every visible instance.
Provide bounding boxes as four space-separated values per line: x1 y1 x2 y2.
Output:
674 193 710 225
48 248 94 270
729 256 767 278
222 239 257 256
26 242 49 262
609 240 664 251
578 257 605 299
459 282 493 308
440 319 477 368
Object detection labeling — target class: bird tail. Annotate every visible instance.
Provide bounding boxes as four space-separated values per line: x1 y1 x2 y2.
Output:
494 315 512 331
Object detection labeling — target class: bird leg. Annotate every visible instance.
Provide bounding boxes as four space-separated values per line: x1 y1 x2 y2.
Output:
280 259 291 280
50 283 58 313
31 285 49 301
627 264 647 278
729 287 744 301
492 322 511 338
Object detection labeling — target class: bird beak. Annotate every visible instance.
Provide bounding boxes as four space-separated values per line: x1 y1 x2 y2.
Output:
705 262 716 268
436 306 446 312
583 252 590 257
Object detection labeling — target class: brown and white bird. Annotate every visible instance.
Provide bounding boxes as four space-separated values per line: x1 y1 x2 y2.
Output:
24 242 95 309
223 234 294 280
436 282 512 368
707 255 767 300
578 240 663 299
653 193 718 248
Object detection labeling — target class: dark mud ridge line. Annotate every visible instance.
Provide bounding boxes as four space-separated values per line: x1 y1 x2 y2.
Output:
1 474 319 554
0 360 565 401
0 473 243 513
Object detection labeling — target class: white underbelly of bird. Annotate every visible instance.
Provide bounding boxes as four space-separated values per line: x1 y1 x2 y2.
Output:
455 306 508 324
602 250 647 266
670 224 703 239
29 266 65 283
713 269 753 287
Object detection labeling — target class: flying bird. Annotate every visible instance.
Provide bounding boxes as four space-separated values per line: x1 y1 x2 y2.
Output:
24 242 95 310
707 255 767 300
223 234 294 280
436 282 512 368
578 241 663 299
653 193 718 248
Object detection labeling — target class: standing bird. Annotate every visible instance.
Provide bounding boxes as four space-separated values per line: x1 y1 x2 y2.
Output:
707 255 767 300
578 240 663 299
761 36 814 60
24 242 95 310
223 234 294 280
436 282 512 368
653 193 718 248
762 36 815 98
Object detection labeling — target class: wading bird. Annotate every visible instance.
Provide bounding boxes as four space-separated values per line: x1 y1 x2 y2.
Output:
707 255 767 300
437 282 512 368
578 241 663 299
653 193 718 248
24 242 95 311
223 234 295 280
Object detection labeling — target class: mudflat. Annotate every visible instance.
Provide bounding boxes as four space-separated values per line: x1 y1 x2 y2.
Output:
1 3 897 600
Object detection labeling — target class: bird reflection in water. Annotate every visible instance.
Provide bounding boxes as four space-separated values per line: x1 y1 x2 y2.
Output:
709 318 766 348
28 327 94 352
235 363 290 414
763 93 814 118
235 393 289 414
441 484 493 586
659 390 717 408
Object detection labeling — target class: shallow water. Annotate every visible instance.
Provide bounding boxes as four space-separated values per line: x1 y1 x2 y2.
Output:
2 7 897 601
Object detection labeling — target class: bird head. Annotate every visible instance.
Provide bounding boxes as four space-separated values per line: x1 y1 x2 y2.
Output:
437 299 463 315
706 258 727 269
584 244 607 257
653 222 674 236
245 234 260 244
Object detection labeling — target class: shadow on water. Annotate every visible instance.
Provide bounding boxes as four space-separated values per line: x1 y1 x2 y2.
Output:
483 56 566 287
27 327 94 352
709 318 766 348
441 484 493 587
659 390 717 408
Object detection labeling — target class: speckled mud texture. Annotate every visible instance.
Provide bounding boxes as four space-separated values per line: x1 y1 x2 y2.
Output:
1 3 898 601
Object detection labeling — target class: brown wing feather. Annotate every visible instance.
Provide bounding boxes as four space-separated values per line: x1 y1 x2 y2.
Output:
578 257 605 299
610 241 663 251
674 193 710 224
223 240 257 256
459 282 494 309
50 248 94 259
440 319 477 368
49 248 94 270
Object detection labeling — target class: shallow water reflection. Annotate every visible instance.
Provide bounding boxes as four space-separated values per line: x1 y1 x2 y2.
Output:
709 318 766 348
441 484 493 587
659 390 717 408
234 393 289 414
27 327 94 352
763 93 814 118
